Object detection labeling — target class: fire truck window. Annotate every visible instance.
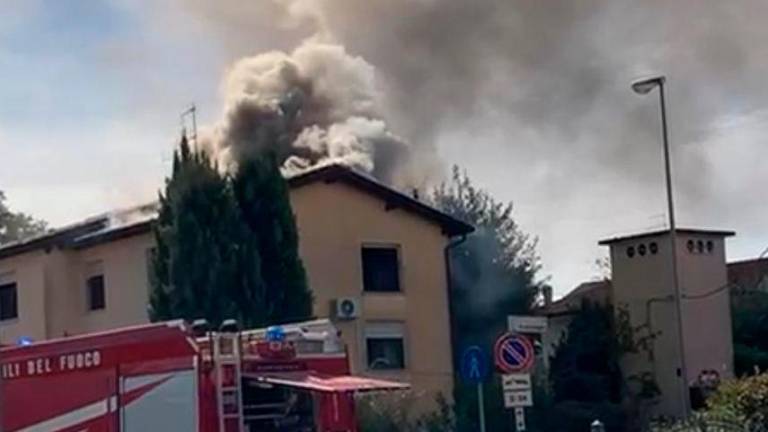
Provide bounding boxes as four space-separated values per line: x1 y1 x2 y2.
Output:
361 246 401 292
365 322 406 370
87 274 106 311
0 282 18 321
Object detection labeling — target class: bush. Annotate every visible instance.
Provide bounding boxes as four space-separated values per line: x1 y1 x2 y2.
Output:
356 392 455 432
707 373 768 430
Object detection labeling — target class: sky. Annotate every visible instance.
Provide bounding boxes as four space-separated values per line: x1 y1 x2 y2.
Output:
1 0 767 296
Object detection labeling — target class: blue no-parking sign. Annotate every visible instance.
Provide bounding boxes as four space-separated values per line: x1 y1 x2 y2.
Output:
459 345 489 383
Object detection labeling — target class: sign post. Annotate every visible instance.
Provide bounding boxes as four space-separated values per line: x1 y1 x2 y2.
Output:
495 333 535 432
460 345 489 432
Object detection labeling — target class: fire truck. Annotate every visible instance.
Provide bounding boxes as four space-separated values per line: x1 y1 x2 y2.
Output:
0 319 408 432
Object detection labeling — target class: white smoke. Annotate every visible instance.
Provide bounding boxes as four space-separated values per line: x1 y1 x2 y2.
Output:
201 40 413 185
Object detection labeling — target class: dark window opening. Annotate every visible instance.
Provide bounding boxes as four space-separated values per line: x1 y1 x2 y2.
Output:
649 242 659 254
87 275 106 311
367 338 405 370
361 247 400 292
0 283 18 321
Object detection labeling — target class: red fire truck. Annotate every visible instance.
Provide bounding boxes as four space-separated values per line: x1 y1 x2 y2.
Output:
0 319 408 432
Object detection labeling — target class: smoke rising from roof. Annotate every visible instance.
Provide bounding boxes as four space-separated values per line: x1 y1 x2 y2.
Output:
201 40 414 185
164 0 768 290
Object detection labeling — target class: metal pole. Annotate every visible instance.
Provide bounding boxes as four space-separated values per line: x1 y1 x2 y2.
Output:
478 383 487 432
658 80 690 417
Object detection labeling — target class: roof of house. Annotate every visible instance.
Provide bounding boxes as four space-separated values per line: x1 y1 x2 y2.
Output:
0 164 473 259
287 164 473 236
536 279 612 317
728 256 768 290
598 228 735 246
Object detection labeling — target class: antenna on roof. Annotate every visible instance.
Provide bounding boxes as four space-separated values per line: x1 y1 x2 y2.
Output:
180 104 198 148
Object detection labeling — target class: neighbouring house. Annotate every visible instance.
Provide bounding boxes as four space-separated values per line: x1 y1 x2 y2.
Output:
539 228 736 418
0 163 473 408
728 257 768 292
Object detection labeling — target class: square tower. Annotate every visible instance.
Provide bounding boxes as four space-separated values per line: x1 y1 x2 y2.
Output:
599 228 734 417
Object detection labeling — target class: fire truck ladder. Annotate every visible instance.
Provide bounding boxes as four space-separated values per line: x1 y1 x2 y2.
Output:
213 332 245 432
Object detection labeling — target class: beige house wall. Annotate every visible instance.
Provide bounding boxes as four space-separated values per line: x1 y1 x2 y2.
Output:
0 251 48 342
290 181 454 404
0 180 457 405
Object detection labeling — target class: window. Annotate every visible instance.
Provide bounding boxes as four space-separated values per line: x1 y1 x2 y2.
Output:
361 246 400 292
85 261 106 311
365 322 406 370
0 282 18 321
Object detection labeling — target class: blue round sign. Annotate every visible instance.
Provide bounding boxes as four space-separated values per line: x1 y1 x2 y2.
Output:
459 345 489 383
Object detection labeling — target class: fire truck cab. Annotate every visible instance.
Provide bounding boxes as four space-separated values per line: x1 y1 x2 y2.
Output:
0 320 408 432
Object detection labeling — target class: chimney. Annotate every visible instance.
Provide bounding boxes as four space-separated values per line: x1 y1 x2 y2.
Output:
542 286 553 307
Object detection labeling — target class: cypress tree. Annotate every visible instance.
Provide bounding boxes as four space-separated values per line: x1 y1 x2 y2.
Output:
149 135 267 327
232 151 312 324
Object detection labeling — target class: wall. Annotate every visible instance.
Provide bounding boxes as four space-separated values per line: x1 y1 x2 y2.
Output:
0 250 48 343
290 181 455 406
608 232 733 418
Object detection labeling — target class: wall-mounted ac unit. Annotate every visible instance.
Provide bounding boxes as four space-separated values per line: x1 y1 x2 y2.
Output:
334 297 359 320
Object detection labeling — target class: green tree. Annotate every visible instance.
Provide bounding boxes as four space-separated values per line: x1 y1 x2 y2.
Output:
731 289 768 376
0 191 47 245
232 152 312 324
431 166 547 432
149 135 267 327
546 301 626 432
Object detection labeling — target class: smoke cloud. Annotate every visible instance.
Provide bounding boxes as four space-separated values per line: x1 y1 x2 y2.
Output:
201 40 414 185
154 0 768 290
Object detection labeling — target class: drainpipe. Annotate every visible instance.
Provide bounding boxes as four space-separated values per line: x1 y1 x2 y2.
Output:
444 234 468 374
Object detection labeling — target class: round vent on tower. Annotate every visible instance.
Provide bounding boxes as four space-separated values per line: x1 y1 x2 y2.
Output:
638 244 647 256
626 246 635 258
649 242 659 255
706 240 714 253
687 240 695 253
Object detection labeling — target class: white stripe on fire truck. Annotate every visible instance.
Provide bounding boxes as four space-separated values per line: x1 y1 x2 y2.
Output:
16 396 117 432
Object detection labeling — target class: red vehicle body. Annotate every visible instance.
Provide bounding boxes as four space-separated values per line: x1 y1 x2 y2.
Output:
0 320 408 432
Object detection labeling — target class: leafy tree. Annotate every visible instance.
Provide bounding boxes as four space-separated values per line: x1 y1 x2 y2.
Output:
731 289 768 376
0 191 47 245
149 135 267 327
232 151 312 324
431 166 547 431
546 301 627 432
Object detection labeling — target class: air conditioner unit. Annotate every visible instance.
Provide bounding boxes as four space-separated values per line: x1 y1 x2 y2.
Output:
334 297 359 321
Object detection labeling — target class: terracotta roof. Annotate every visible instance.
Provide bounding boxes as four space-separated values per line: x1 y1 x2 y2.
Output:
0 164 473 258
598 228 735 245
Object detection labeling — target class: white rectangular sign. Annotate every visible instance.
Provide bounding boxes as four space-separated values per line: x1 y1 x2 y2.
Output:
504 390 533 408
514 407 526 431
502 373 532 391
508 315 548 334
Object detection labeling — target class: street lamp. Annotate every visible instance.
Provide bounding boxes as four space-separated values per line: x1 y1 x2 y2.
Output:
632 75 690 418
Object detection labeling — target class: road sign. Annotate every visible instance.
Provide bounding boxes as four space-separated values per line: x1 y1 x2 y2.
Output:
459 346 489 432
507 315 548 334
504 390 533 407
459 346 489 383
494 333 534 373
502 373 531 392
514 407 526 431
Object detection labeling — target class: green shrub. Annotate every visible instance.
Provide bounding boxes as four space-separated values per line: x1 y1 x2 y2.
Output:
707 373 768 429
